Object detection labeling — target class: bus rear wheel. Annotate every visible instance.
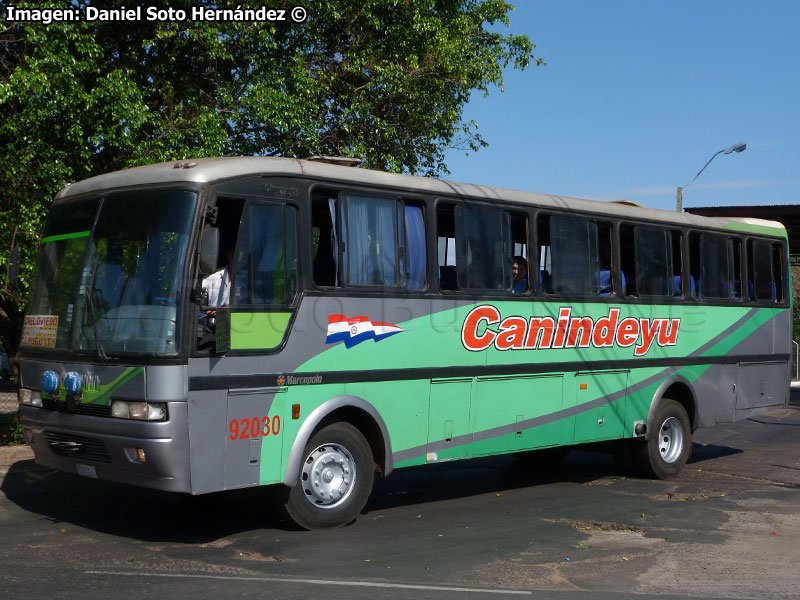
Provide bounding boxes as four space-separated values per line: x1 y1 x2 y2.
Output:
628 399 692 480
283 422 374 530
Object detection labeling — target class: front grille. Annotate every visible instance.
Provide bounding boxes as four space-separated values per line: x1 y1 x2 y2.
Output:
43 398 112 418
44 431 111 463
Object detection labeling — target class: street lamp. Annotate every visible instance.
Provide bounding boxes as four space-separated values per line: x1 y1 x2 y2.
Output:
676 142 746 212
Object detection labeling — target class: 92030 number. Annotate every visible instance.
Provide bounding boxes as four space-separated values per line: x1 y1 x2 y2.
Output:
229 416 281 440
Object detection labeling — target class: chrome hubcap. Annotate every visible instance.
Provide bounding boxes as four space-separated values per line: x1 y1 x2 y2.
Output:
301 443 356 508
658 416 684 463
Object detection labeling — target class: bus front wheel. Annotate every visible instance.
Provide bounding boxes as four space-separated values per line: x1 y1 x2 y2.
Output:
283 422 374 530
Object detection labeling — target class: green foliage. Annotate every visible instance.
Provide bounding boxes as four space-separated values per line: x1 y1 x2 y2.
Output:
0 0 540 353
0 415 25 446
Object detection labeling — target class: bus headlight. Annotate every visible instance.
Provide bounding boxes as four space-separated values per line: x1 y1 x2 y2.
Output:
111 401 167 421
18 388 42 407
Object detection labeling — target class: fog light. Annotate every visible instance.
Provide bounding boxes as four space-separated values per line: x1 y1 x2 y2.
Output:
135 448 147 463
42 370 59 395
23 428 34 444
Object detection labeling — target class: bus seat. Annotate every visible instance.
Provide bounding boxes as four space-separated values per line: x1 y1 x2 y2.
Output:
597 269 612 296
673 275 682 297
539 269 552 293
731 279 742 300
439 265 457 290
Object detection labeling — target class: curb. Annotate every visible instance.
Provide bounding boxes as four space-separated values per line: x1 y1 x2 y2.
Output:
0 444 33 468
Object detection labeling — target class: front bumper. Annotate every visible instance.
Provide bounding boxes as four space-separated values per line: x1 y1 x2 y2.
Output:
19 402 192 493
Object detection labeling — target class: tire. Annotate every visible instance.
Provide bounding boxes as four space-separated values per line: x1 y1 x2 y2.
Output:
633 398 692 479
283 422 374 530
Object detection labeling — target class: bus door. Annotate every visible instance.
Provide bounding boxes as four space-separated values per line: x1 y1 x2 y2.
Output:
214 193 297 487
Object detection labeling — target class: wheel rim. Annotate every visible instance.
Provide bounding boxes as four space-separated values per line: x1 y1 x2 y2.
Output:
300 443 357 509
658 416 684 463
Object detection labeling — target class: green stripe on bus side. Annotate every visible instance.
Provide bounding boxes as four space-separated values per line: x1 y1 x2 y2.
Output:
698 308 774 358
297 303 767 374
722 221 789 239
269 302 782 481
84 367 145 405
41 231 91 243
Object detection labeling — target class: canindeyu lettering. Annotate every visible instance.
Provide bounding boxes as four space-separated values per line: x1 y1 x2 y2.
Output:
461 306 680 356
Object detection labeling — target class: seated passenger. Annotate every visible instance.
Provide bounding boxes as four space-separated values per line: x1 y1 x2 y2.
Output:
597 269 612 295
512 256 529 293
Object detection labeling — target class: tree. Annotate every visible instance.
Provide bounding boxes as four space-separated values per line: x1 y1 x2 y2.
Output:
0 0 541 356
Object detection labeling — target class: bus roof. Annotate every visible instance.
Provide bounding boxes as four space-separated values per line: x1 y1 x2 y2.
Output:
54 156 786 236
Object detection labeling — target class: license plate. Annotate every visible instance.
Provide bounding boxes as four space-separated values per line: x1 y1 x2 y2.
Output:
76 464 97 479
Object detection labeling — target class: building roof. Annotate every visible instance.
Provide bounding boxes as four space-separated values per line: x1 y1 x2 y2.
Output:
686 205 799 261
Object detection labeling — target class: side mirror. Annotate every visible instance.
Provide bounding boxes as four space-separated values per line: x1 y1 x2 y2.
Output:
199 227 219 274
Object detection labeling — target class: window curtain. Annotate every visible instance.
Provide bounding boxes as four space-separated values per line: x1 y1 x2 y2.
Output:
404 205 425 289
342 195 399 286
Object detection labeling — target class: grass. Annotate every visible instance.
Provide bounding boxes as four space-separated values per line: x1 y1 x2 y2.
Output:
0 415 25 446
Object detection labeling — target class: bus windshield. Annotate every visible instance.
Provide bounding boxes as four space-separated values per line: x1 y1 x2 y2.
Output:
22 189 197 357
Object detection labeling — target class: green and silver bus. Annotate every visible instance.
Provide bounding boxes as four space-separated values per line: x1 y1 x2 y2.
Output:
18 157 791 529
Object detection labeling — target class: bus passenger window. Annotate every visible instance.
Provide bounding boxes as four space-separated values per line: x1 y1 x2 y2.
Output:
536 217 552 293
748 239 777 302
510 212 529 293
731 238 743 300
340 194 401 287
311 196 338 287
772 243 785 302
455 204 511 290
544 214 600 296
596 222 613 296
437 202 519 292
402 203 427 290
232 203 297 305
619 225 636 296
671 231 684 298
689 233 701 298
326 193 425 290
635 226 671 297
699 233 732 299
436 204 457 290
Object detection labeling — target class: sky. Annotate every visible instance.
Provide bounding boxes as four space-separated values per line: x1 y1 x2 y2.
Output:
443 0 800 213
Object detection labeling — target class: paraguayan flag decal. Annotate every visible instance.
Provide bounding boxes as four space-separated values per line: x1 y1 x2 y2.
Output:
326 314 404 348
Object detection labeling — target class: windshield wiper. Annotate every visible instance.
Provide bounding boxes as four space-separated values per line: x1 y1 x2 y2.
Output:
83 288 117 363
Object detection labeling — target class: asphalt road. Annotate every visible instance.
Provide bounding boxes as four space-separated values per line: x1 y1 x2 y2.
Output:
1 392 799 600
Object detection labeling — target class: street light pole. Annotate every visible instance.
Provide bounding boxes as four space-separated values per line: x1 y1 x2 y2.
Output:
676 142 747 212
